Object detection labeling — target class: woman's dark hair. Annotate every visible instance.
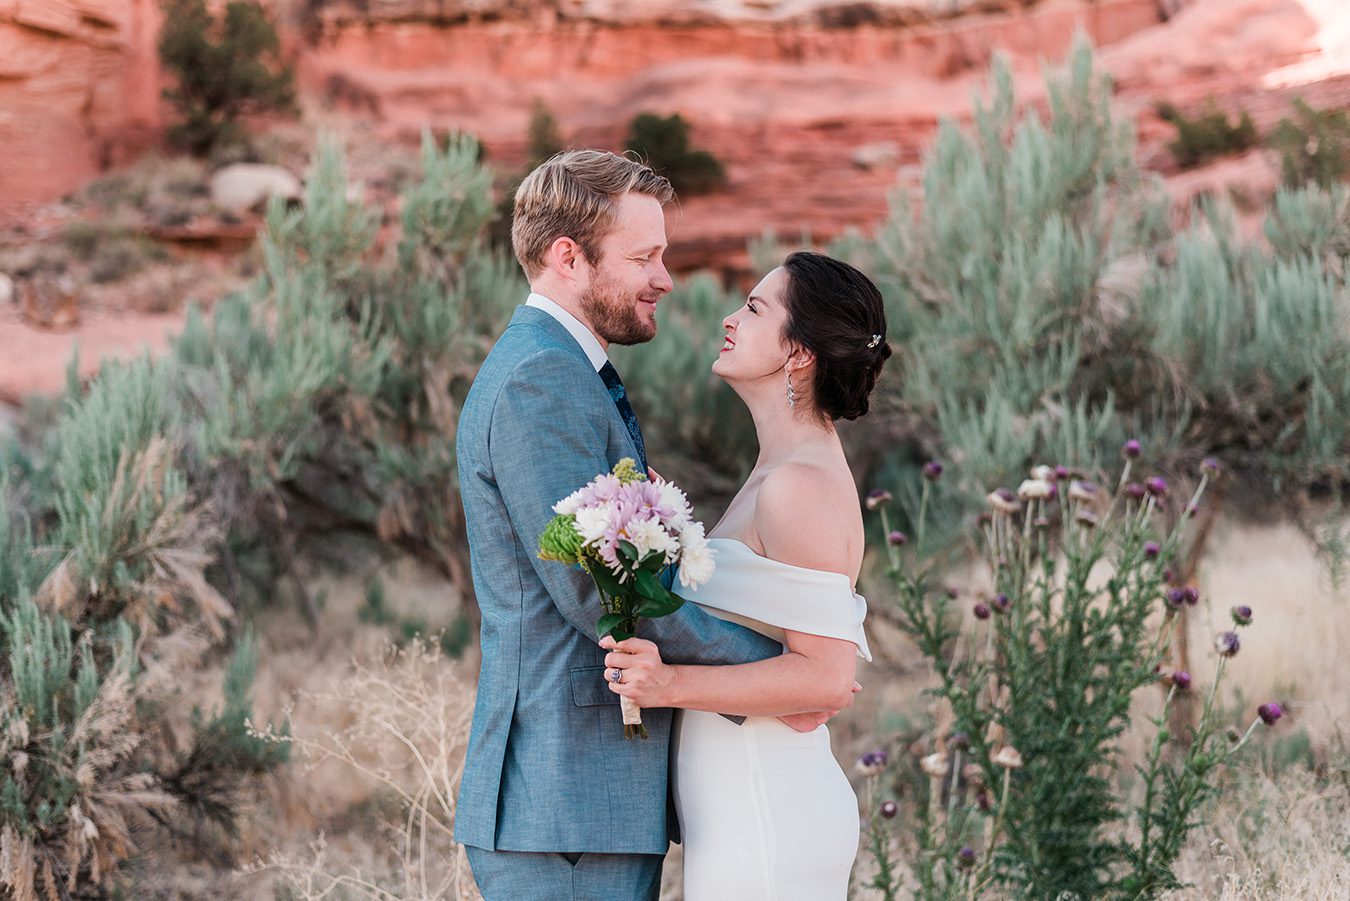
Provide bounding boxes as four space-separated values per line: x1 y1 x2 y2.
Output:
780 250 891 421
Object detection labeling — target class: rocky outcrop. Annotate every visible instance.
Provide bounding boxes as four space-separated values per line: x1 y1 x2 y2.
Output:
0 0 165 219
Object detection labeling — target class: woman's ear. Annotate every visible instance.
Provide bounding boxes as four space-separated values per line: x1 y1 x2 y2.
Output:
787 346 816 373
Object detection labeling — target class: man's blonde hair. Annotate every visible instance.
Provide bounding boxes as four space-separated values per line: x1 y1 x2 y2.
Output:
511 150 674 278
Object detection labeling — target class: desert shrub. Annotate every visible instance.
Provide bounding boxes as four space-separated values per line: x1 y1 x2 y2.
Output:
488 100 567 251
625 112 727 195
1157 101 1259 169
860 454 1284 898
158 0 297 156
853 37 1349 552
1269 98 1350 189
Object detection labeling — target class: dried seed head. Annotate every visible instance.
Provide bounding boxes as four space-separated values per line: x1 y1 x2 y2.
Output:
1018 478 1054 500
1231 605 1253 626
1215 631 1241 657
987 489 1020 514
1034 516 1051 530
1075 508 1099 528
923 461 943 481
1030 464 1055 482
1068 480 1100 504
865 488 893 511
880 799 898 819
856 750 889 776
1201 457 1222 476
949 732 971 752
992 746 1023 769
920 752 950 778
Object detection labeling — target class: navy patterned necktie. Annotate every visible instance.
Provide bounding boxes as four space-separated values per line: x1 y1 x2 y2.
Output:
598 361 648 474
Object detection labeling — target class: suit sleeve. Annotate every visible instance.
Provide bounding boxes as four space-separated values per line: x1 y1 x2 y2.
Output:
489 349 782 668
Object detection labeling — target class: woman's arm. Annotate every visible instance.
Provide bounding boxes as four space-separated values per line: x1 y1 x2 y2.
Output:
602 462 862 716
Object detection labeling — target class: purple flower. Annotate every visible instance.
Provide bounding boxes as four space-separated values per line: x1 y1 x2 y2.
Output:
856 749 889 776
880 799 898 819
865 488 893 511
1258 702 1283 725
888 530 908 547
1182 586 1199 607
992 593 1011 613
1201 457 1222 476
1123 439 1142 459
1054 465 1071 481
973 603 991 620
1231 605 1253 626
976 789 992 811
1186 503 1199 519
1171 670 1192 691
1125 482 1146 500
957 846 976 869
1165 588 1187 609
1144 541 1161 559
923 461 943 481
949 732 971 751
1145 476 1168 498
1075 509 1099 528
1215 631 1241 657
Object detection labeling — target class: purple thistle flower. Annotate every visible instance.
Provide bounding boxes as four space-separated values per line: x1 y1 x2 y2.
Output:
957 846 976 869
1125 482 1146 500
888 530 908 547
865 488 893 510
1258 702 1283 725
1231 605 1253 626
1123 439 1142 459
1215 631 1241 657
1145 476 1168 498
880 799 898 819
1201 457 1222 476
1171 670 1192 691
1144 541 1161 559
1165 588 1187 609
1075 508 1099 528
1054 465 1071 481
976 789 992 811
1182 586 1199 607
923 461 943 481
992 593 1011 613
973 603 991 620
856 749 889 776
1186 503 1199 519
949 732 971 752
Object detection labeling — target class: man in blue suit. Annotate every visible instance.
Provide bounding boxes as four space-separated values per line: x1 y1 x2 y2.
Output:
455 150 792 899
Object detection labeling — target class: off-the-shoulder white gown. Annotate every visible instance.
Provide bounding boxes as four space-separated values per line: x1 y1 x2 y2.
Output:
672 538 872 900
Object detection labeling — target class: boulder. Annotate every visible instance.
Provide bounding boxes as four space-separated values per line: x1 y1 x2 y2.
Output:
0 272 13 306
851 141 901 171
209 163 304 213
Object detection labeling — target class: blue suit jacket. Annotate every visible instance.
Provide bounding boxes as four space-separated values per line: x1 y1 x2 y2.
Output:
453 305 781 854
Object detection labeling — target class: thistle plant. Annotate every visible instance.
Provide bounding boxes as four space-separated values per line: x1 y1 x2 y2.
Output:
865 445 1281 898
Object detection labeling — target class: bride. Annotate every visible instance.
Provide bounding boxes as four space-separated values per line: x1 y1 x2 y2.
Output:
600 250 891 899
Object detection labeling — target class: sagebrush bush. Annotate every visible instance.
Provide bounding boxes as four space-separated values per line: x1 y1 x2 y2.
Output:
1157 101 1259 169
625 112 727 195
1269 99 1350 189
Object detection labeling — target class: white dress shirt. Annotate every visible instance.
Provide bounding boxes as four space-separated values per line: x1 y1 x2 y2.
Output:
526 293 608 373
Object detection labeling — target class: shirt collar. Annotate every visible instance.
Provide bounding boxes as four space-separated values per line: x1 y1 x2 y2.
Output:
525 293 609 372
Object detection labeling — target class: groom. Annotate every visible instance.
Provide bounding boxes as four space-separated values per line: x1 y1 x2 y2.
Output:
454 150 788 899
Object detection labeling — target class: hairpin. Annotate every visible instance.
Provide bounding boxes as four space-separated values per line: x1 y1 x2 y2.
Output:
867 334 882 349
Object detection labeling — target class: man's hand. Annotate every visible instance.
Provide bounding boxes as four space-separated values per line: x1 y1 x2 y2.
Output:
778 680 861 733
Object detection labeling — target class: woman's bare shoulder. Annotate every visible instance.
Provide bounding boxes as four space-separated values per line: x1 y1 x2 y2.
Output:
754 461 859 577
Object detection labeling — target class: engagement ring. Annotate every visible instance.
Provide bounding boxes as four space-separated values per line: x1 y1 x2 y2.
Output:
608 668 623 683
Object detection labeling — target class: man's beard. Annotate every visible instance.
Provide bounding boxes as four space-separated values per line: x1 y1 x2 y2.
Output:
579 270 657 346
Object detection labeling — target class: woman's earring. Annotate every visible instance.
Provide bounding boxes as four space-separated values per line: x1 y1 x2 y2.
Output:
786 371 796 408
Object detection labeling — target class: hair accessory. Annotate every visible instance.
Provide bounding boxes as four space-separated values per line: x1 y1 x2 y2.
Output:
867 334 882 349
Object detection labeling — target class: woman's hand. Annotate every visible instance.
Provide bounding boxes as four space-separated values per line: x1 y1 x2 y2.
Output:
600 635 676 708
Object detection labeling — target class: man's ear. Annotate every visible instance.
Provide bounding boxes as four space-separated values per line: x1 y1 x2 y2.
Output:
547 236 587 279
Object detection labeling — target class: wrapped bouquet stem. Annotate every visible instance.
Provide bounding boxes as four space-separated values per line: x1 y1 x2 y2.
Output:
538 458 713 738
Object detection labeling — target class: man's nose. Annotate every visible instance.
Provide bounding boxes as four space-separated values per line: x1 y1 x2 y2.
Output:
653 260 674 294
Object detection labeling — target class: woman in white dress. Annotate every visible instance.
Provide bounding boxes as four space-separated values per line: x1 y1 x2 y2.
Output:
600 251 892 900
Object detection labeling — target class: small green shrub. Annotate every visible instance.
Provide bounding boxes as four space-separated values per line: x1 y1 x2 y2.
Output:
1269 98 1350 188
158 0 297 156
624 112 727 195
1157 100 1258 169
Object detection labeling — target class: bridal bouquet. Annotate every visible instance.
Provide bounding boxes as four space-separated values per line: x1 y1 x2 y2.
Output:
538 458 714 738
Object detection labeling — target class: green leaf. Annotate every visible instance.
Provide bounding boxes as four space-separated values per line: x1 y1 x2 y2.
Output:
634 570 685 619
588 564 625 599
618 540 640 564
596 612 627 639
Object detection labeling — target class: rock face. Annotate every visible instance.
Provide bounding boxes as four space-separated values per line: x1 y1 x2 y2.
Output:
0 0 165 218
